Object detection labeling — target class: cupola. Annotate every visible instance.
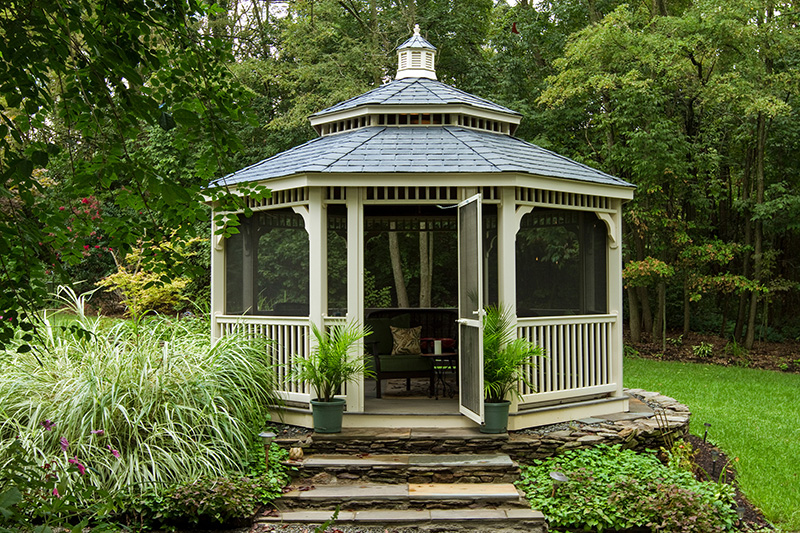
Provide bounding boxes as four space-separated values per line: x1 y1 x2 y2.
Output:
396 24 437 80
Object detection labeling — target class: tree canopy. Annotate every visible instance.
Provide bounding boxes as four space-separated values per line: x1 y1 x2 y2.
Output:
3 0 800 348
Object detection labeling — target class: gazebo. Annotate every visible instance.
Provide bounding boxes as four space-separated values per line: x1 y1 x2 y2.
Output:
209 26 635 430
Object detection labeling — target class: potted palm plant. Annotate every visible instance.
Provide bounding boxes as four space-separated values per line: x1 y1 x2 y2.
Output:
290 322 374 433
482 305 545 433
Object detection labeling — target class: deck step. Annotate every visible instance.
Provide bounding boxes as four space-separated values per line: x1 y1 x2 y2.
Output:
279 482 527 510
258 507 546 532
295 453 519 484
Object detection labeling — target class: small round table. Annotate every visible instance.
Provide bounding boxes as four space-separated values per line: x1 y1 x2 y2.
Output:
420 352 458 399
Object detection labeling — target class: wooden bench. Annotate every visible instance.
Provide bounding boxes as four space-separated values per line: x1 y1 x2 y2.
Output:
365 308 458 399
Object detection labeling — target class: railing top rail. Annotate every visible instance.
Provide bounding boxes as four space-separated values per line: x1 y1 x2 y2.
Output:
216 315 310 326
516 313 616 326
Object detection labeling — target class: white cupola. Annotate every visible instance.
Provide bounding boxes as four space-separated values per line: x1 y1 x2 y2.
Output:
395 24 437 80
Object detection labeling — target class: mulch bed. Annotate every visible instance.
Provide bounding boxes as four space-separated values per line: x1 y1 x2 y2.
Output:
628 329 800 374
687 435 773 531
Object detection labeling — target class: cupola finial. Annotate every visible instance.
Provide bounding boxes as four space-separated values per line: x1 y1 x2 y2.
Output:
396 26 437 80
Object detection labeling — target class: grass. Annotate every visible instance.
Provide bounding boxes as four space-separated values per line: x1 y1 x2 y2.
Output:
624 356 800 531
0 287 278 493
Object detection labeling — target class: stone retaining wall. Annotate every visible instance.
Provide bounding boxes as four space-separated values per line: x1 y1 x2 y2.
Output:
279 389 691 463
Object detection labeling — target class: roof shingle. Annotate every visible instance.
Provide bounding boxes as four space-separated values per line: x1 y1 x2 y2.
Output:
312 78 520 118
212 127 633 189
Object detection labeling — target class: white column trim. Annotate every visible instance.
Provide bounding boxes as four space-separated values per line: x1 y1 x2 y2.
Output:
346 187 365 412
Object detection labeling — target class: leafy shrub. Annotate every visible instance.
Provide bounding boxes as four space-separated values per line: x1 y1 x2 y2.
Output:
692 341 714 358
96 236 207 317
121 444 290 529
517 444 737 532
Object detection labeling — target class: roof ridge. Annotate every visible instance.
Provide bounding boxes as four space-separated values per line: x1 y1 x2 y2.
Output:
321 127 386 169
505 135 620 182
443 126 501 172
414 78 449 104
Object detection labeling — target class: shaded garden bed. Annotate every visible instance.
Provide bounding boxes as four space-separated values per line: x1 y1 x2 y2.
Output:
627 330 800 374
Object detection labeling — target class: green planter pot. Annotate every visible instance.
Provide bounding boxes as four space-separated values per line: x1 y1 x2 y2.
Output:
311 398 346 433
481 400 510 434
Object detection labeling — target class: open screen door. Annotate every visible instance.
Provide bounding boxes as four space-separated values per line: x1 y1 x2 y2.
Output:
457 194 484 424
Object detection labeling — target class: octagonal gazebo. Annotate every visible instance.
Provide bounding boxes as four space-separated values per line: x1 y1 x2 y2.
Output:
209 27 635 430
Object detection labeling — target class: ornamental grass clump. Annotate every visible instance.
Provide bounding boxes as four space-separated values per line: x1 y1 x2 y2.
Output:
517 444 738 532
0 287 278 493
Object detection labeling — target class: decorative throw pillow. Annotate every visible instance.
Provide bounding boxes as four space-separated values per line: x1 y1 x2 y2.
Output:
390 326 422 355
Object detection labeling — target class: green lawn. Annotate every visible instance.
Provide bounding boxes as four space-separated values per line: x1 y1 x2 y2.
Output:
624 357 800 531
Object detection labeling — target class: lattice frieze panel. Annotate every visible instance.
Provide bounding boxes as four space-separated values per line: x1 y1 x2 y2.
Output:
516 187 611 212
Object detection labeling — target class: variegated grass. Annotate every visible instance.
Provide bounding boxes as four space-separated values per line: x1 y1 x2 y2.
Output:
0 287 277 493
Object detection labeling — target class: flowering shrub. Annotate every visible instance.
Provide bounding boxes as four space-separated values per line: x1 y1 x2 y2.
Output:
0 433 120 532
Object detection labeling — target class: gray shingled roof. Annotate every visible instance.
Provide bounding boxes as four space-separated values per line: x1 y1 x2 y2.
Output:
312 78 520 118
397 32 436 51
213 127 634 189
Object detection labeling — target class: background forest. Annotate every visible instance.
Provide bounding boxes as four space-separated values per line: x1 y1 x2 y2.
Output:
2 0 799 351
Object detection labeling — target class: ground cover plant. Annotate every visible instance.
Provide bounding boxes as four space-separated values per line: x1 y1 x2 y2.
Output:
517 444 738 532
625 356 800 531
0 287 286 529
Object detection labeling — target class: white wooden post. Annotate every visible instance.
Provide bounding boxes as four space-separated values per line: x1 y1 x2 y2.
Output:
306 188 326 328
599 200 625 401
346 187 365 412
498 187 533 414
210 215 226 343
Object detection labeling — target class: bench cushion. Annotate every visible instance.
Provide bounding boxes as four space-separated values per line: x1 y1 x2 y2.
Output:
379 354 433 372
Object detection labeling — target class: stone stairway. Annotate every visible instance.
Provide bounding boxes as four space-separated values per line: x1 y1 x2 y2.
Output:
258 429 547 532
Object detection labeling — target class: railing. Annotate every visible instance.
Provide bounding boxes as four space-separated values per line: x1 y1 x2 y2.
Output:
516 314 617 407
216 315 347 404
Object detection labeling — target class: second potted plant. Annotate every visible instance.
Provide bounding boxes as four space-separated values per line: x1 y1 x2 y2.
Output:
290 321 373 433
482 305 545 434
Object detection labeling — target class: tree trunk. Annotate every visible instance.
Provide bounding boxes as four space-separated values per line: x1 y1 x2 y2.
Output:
735 147 754 341
652 281 666 348
639 286 653 337
745 114 766 350
682 281 690 336
389 223 409 307
419 223 432 307
627 287 641 343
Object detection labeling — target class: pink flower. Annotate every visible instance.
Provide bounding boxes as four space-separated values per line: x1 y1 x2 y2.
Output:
58 206 65 211
52 487 60 497
81 198 89 204
40 420 55 431
59 437 69 451
68 457 86 476
91 429 104 435
107 445 120 458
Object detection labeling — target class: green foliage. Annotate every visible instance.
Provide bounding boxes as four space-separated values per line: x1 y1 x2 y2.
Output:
483 306 545 403
0 0 263 348
623 257 675 287
0 288 278 493
518 444 738 532
116 443 289 529
364 269 392 308
161 474 269 527
692 341 714 358
96 236 209 317
290 322 374 402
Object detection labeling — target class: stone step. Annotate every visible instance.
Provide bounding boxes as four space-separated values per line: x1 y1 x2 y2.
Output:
294 453 519 484
258 507 547 532
279 482 528 511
